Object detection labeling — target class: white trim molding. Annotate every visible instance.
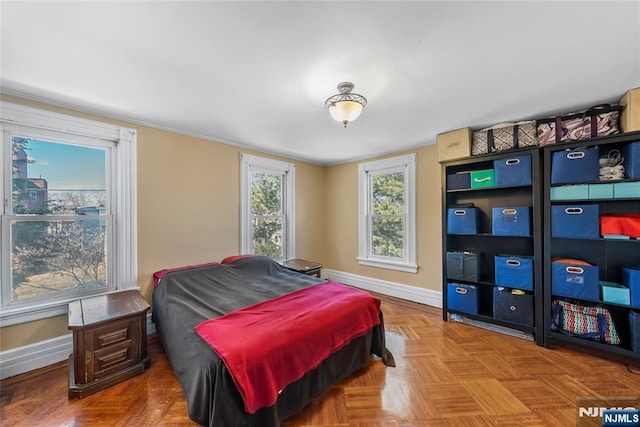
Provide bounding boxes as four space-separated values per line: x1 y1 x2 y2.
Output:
322 268 442 309
0 102 137 326
239 153 295 259
357 153 417 273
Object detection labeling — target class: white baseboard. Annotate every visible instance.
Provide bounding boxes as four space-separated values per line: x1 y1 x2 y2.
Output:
0 314 156 380
322 269 442 309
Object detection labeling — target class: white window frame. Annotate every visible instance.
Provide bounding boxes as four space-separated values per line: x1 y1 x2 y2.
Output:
0 102 137 326
357 153 417 273
239 153 295 260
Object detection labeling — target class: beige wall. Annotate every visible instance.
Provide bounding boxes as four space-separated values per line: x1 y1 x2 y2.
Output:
0 94 442 355
0 94 327 351
323 146 443 289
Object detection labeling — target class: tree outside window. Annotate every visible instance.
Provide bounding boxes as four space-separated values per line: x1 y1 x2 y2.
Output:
8 137 109 302
240 154 295 260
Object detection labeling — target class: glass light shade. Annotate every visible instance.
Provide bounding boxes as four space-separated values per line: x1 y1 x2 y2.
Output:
328 100 364 125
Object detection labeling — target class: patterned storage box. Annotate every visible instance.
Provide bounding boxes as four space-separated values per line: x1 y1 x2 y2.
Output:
551 204 599 239
447 283 479 315
494 155 532 188
551 146 600 184
472 121 537 155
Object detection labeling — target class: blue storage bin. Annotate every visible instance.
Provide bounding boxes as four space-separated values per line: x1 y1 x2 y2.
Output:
492 207 531 236
551 146 600 184
550 185 590 201
623 141 640 180
600 281 630 305
551 204 599 239
552 262 600 301
447 283 479 315
630 310 639 354
447 173 471 190
494 155 532 188
493 287 534 326
613 181 640 199
447 251 480 282
447 207 478 235
495 255 534 291
622 266 640 308
588 183 614 199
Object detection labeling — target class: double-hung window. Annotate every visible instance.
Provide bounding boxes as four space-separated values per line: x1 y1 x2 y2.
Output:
358 153 417 273
0 102 137 326
239 154 295 260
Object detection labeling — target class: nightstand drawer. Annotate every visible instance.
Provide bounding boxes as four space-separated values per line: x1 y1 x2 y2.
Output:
94 341 134 380
93 318 135 350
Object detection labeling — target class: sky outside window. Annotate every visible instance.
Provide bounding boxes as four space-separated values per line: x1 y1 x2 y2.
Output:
24 138 106 191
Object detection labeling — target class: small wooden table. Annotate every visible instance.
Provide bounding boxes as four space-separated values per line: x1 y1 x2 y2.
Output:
281 258 323 277
68 290 150 398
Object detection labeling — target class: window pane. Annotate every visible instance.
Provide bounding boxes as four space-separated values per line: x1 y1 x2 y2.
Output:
372 172 404 215
371 215 404 258
10 219 108 302
12 136 107 215
251 217 283 258
251 173 282 215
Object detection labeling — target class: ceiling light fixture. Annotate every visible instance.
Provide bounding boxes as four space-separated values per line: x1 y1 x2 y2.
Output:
325 82 367 128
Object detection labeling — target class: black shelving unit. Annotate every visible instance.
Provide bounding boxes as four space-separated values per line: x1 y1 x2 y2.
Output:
441 148 544 345
542 131 640 365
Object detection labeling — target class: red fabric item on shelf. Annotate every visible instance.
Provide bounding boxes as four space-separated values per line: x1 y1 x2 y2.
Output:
600 213 640 238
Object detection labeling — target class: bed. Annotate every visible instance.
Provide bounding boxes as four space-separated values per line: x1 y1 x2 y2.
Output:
151 255 395 426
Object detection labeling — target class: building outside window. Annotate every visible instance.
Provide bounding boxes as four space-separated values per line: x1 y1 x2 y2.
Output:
357 153 417 273
240 154 294 260
0 103 137 326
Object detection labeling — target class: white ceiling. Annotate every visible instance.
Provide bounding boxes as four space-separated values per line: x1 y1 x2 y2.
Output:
1 1 639 166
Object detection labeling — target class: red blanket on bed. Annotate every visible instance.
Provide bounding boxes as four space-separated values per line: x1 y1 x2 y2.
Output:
194 281 381 414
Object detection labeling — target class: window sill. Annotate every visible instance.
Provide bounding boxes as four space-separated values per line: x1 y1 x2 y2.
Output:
0 287 138 327
356 257 418 273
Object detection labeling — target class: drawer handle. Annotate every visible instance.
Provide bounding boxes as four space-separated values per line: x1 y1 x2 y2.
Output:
567 151 586 160
454 210 467 216
446 141 460 148
474 177 492 183
566 266 584 274
98 327 129 347
502 208 517 215
506 260 521 267
455 287 468 295
505 158 521 165
98 349 129 369
564 207 584 215
509 305 517 311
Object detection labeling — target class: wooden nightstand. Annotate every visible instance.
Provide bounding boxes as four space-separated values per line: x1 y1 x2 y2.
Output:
281 258 322 278
67 290 150 399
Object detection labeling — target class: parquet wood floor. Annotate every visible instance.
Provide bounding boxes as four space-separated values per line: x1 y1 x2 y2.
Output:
1 294 639 426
